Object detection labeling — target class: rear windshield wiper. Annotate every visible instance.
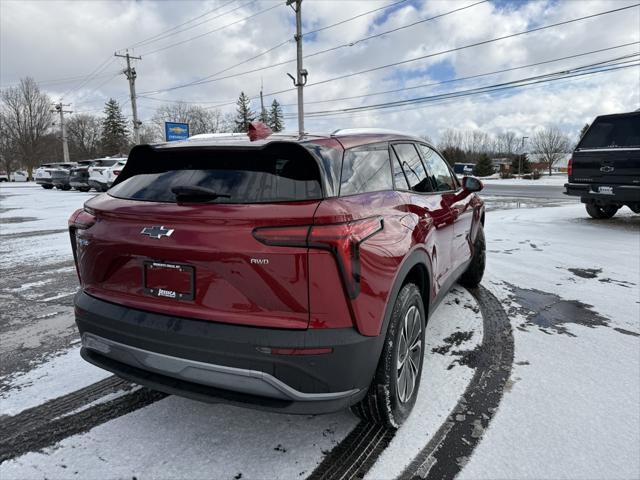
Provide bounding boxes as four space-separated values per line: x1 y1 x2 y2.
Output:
171 185 231 202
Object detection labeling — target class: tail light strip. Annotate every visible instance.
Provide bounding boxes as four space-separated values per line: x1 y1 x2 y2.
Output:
253 216 383 299
69 207 97 282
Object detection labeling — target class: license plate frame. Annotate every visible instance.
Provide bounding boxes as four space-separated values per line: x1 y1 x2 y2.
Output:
143 261 195 301
597 186 614 195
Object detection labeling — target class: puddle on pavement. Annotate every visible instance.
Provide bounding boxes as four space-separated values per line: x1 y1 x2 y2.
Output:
568 267 602 279
506 283 614 337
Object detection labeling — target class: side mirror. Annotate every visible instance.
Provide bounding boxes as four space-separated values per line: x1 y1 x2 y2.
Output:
462 176 483 193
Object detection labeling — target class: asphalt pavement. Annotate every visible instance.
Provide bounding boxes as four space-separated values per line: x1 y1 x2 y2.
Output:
481 183 575 200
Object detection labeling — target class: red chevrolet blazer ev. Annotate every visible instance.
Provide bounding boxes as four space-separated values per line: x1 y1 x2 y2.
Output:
69 129 485 427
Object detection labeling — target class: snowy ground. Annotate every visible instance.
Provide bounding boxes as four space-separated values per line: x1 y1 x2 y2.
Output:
1 182 638 479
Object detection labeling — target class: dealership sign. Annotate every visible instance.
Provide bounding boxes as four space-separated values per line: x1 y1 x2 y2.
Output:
164 122 190 141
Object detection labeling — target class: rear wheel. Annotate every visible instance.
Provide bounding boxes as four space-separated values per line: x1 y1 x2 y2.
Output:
78 187 91 192
586 203 618 219
351 283 425 427
41 184 53 189
458 226 486 288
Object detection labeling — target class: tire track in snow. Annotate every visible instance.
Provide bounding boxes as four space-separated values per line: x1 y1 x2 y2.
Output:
0 376 166 463
398 285 514 480
309 285 513 480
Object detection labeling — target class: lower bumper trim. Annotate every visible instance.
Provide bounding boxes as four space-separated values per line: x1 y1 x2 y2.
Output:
82 333 359 402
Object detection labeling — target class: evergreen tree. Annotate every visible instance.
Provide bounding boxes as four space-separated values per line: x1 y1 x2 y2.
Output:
511 154 531 174
268 99 284 132
234 92 255 133
579 123 590 141
101 98 129 155
473 153 494 177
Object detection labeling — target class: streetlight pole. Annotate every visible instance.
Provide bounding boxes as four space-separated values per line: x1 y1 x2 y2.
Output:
519 136 529 177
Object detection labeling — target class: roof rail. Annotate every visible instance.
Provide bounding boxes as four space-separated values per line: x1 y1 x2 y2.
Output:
330 128 413 137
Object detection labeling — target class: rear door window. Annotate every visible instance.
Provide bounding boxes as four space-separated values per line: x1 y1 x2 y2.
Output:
339 144 393 196
392 143 433 193
109 149 322 204
579 115 640 148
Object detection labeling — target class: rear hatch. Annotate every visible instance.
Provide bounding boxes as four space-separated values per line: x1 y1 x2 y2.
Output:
571 112 640 185
75 143 324 329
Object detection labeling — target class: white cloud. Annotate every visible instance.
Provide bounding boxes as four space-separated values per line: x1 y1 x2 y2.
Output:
1 0 638 142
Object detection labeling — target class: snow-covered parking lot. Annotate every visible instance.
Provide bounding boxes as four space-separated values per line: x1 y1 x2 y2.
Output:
1 182 638 480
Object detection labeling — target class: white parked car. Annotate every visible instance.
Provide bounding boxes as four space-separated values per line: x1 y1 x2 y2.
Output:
0 171 8 182
10 170 28 182
34 163 75 189
88 157 127 191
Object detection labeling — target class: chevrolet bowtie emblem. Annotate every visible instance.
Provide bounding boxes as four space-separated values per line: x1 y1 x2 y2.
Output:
141 226 174 239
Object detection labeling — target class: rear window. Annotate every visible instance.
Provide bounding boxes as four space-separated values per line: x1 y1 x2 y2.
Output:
339 144 393 196
109 147 322 204
579 115 640 149
92 160 120 167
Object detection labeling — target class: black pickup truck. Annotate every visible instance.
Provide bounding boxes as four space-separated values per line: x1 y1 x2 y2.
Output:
565 111 640 219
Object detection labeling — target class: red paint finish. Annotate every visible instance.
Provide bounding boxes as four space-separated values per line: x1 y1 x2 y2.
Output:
70 134 485 339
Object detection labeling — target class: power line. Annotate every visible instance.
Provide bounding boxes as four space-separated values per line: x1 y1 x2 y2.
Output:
280 42 640 107
140 2 284 56
61 56 117 99
305 3 640 89
136 42 638 108
139 0 488 95
141 0 410 95
286 61 639 120
302 0 409 37
124 0 238 50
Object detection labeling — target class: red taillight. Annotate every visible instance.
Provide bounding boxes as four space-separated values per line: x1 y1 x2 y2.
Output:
253 217 383 298
69 207 97 230
113 170 121 176
567 157 573 177
68 207 97 282
256 346 333 356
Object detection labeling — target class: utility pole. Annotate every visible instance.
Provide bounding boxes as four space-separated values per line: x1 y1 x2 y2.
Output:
115 51 142 144
287 0 307 138
519 136 529 177
259 78 267 123
52 102 72 162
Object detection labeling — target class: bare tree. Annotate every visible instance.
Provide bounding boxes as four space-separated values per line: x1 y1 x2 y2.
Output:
0 112 19 178
495 131 518 157
530 127 571 176
67 114 102 159
151 102 225 140
1 77 53 178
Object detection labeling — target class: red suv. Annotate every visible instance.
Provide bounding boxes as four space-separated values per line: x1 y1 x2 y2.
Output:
69 129 485 426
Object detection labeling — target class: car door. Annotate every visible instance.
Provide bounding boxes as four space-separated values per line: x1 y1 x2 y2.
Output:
391 143 455 294
417 144 473 272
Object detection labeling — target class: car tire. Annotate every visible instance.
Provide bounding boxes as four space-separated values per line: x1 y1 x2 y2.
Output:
458 225 486 288
351 283 425 428
42 184 53 189
586 203 618 219
78 187 90 192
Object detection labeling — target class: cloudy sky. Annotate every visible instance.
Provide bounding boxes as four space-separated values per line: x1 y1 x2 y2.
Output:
1 0 639 142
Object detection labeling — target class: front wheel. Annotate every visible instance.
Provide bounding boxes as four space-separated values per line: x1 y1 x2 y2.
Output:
586 203 618 219
41 184 53 189
351 283 425 427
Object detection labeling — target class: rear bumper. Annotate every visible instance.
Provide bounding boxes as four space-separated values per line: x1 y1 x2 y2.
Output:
70 179 90 188
88 179 108 190
74 291 381 414
564 183 640 204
